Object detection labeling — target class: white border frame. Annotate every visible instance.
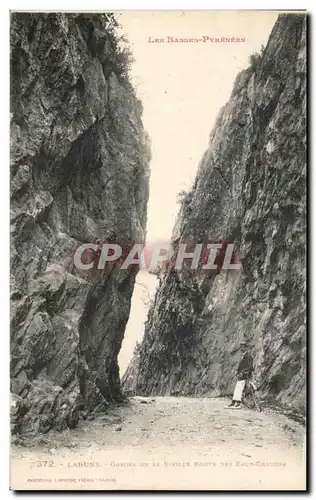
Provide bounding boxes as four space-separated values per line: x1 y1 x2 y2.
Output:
2 2 312 497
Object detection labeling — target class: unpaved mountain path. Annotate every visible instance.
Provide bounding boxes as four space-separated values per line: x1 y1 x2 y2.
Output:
11 397 306 490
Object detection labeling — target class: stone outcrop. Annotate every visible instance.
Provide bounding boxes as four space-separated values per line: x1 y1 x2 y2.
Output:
122 14 306 414
10 13 150 434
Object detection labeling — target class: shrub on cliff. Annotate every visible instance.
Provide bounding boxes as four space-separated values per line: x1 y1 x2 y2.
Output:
76 13 134 85
248 44 265 71
103 14 134 83
177 188 193 206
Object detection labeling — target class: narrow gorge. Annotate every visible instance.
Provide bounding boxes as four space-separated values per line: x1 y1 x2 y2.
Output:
10 12 306 441
122 14 306 416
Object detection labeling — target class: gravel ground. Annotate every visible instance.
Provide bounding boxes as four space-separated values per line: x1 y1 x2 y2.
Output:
10 396 306 491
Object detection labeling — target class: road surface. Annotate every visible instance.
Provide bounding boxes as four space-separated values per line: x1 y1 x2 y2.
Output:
10 396 306 490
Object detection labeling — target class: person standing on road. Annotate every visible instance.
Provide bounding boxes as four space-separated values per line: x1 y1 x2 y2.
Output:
227 341 254 409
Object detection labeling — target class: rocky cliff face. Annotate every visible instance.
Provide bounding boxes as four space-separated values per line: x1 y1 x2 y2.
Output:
10 13 150 434
123 14 306 414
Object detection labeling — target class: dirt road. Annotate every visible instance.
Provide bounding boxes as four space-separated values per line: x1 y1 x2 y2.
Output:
10 397 306 491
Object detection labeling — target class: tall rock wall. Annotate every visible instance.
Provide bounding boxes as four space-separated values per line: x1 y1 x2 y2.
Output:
123 14 306 414
10 13 150 434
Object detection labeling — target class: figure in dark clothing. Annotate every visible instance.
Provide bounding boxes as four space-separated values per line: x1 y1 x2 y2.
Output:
227 342 254 409
237 347 254 380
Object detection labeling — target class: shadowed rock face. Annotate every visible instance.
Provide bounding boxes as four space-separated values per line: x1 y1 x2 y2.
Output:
123 15 306 414
10 13 150 434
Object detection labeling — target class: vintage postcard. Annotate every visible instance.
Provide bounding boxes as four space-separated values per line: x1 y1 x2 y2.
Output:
10 10 307 491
